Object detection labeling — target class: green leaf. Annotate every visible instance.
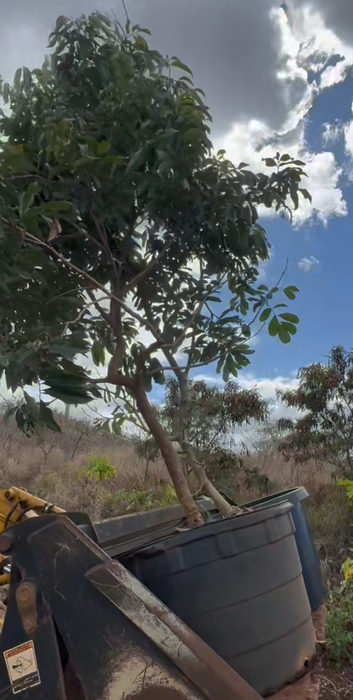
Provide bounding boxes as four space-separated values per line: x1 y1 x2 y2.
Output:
153 371 165 385
216 358 224 374
289 170 301 182
290 185 299 210
136 27 152 35
279 313 300 324
134 35 149 51
281 322 297 336
259 307 271 323
222 354 233 383
14 68 22 91
50 343 86 362
96 141 111 156
279 154 291 162
171 59 193 76
45 388 93 404
39 401 61 432
268 316 279 337
19 181 40 217
2 81 10 103
278 326 291 344
91 340 106 367
283 287 296 300
54 15 68 32
126 147 144 173
22 67 32 90
262 158 277 167
299 188 312 203
23 390 39 413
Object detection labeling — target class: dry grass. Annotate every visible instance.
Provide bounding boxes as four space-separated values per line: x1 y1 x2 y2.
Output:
0 412 351 564
0 414 170 519
241 450 335 498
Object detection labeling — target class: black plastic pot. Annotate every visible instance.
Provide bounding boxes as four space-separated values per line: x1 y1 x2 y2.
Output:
120 502 316 698
240 487 324 612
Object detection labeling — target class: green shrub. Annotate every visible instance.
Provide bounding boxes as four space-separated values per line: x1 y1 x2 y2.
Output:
81 456 116 481
100 484 177 518
326 574 353 667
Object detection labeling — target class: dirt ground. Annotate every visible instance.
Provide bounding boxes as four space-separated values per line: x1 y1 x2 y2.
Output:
318 667 353 699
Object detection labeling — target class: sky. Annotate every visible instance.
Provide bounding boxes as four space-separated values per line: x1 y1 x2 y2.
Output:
2 0 353 414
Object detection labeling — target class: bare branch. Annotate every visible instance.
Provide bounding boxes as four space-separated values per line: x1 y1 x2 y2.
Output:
86 289 112 327
61 295 109 335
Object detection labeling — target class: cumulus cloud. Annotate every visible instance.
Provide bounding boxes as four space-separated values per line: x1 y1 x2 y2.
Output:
212 5 350 226
215 120 346 226
297 256 320 273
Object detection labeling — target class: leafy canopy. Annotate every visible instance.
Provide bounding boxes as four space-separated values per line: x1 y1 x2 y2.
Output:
278 346 353 478
0 12 308 439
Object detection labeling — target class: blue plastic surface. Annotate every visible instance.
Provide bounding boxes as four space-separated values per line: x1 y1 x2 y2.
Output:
241 487 325 611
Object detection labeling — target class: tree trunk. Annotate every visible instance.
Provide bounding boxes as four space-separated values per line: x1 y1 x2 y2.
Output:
183 447 241 517
176 373 241 518
133 380 203 528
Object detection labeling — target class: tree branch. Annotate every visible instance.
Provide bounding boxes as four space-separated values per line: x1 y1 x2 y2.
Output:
122 243 170 295
15 228 166 343
86 289 112 327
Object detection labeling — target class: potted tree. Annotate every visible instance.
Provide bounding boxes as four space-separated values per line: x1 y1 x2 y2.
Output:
0 12 316 695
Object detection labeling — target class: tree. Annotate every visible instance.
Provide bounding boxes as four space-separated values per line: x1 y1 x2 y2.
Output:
0 12 310 526
277 346 353 478
135 377 269 493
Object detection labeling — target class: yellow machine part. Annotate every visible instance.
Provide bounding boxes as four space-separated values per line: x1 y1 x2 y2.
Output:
0 487 65 587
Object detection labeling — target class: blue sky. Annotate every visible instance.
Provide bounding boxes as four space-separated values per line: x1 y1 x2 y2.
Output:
246 74 353 382
2 0 353 416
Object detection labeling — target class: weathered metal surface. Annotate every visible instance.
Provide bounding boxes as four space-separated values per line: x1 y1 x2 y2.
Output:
0 514 262 699
89 559 262 700
92 498 220 558
15 581 38 635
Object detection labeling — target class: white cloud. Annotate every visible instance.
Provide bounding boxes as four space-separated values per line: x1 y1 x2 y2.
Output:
194 370 297 401
322 121 344 145
343 103 353 180
215 121 346 226
345 120 353 156
213 4 351 227
298 256 319 273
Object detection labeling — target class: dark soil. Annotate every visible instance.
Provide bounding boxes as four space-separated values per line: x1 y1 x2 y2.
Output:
318 667 353 699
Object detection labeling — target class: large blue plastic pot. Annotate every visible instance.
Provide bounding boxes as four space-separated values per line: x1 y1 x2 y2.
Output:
241 487 324 611
121 502 316 697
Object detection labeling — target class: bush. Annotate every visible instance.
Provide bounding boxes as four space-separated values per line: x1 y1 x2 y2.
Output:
99 484 178 519
326 563 353 667
81 456 116 482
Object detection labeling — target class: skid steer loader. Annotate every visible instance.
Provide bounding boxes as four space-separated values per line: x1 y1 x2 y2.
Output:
0 487 321 699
